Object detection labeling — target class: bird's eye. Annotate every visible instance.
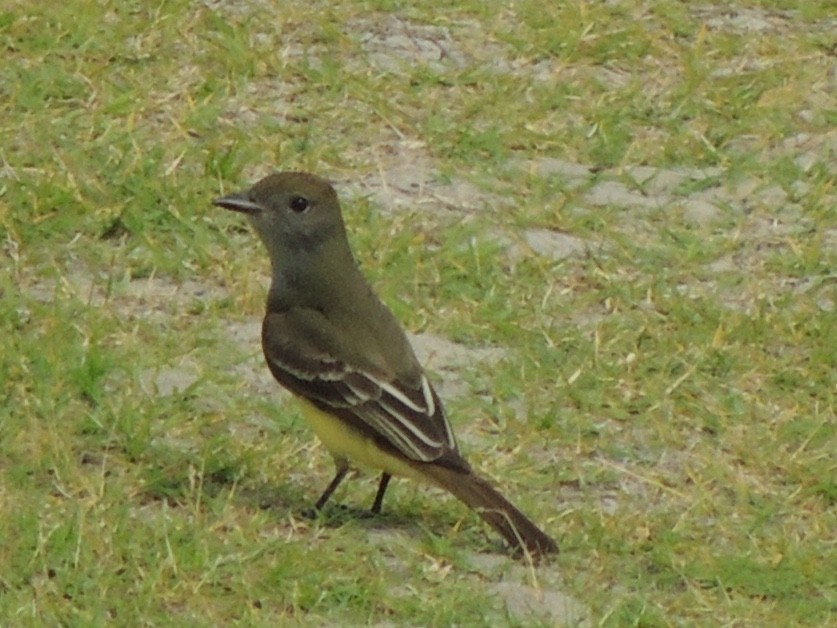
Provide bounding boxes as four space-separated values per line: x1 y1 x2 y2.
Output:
289 196 309 213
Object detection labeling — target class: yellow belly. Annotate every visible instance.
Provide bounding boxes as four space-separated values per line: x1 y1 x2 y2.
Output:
297 398 424 482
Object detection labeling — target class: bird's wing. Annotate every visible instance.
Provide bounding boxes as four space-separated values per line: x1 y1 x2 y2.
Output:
261 310 462 467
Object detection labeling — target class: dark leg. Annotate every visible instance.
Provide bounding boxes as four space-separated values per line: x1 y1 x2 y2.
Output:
370 473 392 514
314 464 349 510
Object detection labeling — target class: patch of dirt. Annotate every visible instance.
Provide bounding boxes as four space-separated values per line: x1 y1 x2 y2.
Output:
520 228 592 261
691 6 811 34
408 331 505 401
491 580 589 625
140 356 202 397
346 139 497 217
356 15 468 74
21 267 232 321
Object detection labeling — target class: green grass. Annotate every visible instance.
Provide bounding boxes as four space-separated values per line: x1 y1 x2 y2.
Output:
2 0 834 624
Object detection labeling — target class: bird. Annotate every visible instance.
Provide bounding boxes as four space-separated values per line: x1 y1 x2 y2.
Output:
214 171 557 559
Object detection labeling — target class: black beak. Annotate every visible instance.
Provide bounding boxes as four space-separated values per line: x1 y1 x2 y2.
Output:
213 192 263 214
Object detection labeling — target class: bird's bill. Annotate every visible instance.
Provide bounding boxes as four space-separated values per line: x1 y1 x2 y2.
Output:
213 192 263 214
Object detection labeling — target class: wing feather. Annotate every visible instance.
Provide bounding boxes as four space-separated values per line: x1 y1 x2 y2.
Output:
262 311 460 465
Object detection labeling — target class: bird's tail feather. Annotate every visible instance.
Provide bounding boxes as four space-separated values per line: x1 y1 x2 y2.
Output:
421 465 558 559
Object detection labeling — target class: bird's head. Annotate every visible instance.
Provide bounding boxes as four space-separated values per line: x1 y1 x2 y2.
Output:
214 172 346 255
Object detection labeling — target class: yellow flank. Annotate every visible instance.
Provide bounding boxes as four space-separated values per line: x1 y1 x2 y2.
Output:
297 398 425 483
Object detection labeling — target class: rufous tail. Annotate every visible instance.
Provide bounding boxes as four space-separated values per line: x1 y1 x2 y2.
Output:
422 465 558 559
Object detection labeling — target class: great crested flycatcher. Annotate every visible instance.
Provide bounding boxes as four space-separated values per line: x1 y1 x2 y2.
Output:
214 172 557 558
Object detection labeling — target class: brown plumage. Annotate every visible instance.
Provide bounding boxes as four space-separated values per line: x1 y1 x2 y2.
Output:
215 172 557 559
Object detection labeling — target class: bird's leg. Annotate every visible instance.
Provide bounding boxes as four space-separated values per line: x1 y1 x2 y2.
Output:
314 463 349 510
370 472 392 514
